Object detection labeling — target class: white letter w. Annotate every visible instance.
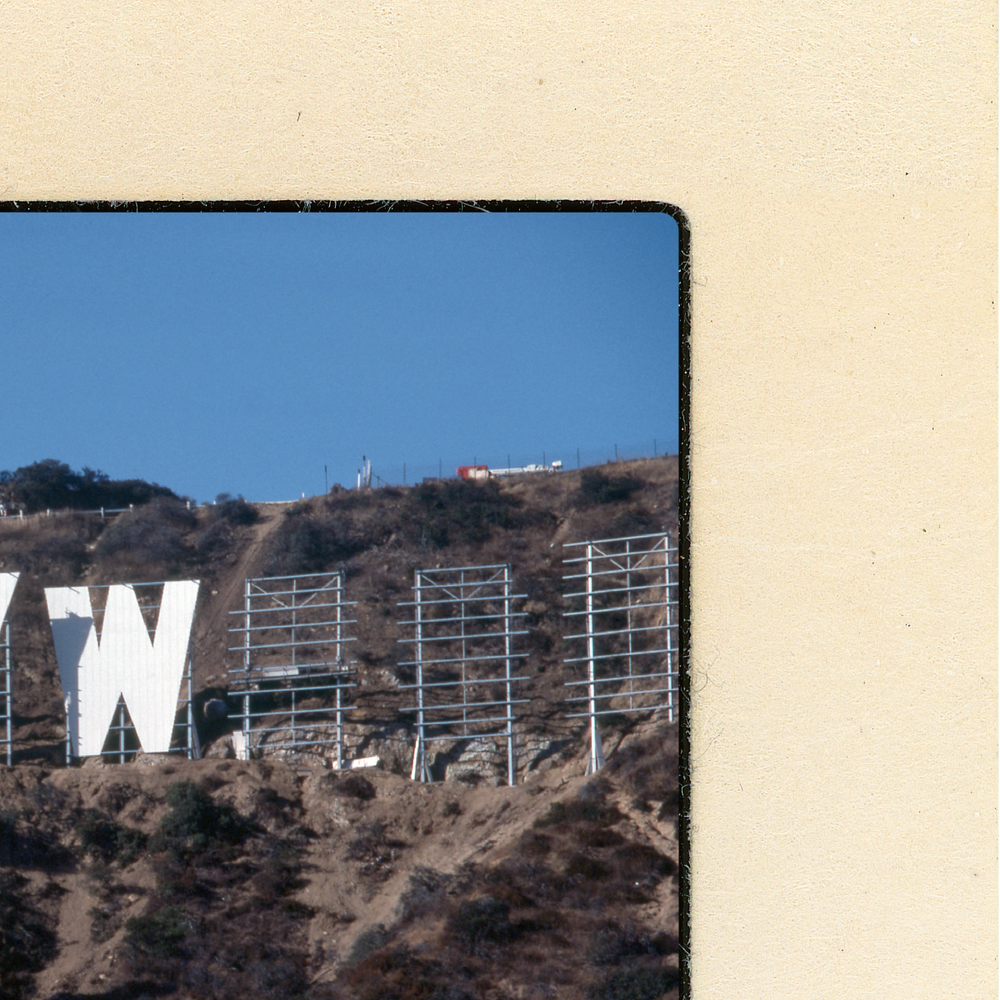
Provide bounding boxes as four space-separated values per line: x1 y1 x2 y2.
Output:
45 581 199 758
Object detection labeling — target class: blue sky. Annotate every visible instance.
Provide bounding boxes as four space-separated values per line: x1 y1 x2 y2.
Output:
0 210 679 503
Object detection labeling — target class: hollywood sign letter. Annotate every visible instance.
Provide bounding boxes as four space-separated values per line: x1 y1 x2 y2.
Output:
0 572 19 627
45 581 199 758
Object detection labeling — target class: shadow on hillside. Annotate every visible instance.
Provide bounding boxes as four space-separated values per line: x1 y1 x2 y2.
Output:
50 983 175 1000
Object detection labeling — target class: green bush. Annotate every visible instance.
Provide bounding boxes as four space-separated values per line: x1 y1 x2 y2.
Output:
150 781 251 860
0 459 177 514
76 810 147 865
123 905 193 959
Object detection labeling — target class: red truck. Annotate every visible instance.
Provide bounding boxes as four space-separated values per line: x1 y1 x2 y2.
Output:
456 465 490 480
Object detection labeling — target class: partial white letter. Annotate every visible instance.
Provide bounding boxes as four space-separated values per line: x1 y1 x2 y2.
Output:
0 572 19 625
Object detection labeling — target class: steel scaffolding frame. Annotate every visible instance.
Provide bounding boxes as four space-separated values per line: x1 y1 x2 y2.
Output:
1 617 11 766
398 563 527 786
228 571 357 765
84 582 198 765
563 532 680 773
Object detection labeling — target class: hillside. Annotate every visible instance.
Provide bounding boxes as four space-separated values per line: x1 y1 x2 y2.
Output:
0 459 682 1000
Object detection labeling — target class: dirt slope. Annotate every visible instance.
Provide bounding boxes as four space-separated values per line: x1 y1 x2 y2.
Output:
3 717 678 1000
0 459 681 1000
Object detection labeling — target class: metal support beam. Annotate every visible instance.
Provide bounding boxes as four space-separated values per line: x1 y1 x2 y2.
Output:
228 572 357 762
400 563 525 786
564 533 680 773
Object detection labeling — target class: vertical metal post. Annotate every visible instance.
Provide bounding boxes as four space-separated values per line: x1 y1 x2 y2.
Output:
187 663 194 759
3 620 10 767
585 543 604 774
186 655 202 760
666 536 675 724
290 577 297 746
411 571 428 782
460 569 468 734
243 577 251 754
504 564 515 786
626 538 635 711
335 574 343 770
118 702 126 764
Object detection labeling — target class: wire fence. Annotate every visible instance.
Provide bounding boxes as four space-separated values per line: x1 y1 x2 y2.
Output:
354 439 678 491
0 500 201 528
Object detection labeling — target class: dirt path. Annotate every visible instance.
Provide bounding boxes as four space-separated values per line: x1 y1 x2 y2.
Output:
191 509 288 688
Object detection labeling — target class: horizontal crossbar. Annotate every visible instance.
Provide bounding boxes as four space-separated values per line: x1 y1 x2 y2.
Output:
398 675 529 690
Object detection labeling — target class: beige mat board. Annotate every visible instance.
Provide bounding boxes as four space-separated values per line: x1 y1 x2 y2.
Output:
2 3 997 998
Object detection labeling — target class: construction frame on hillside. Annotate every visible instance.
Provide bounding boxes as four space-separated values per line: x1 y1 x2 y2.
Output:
563 532 680 773
398 563 527 786
45 581 201 765
0 573 17 766
228 571 357 766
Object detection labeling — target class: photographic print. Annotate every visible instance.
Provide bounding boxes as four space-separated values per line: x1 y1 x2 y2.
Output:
0 205 685 1000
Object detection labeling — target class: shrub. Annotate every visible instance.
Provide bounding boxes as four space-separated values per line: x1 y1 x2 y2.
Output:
89 903 121 943
192 519 232 558
0 459 178 514
212 495 259 525
254 843 307 903
244 956 308 999
264 517 363 575
397 866 449 922
347 923 394 965
94 499 195 570
588 922 676 967
565 854 612 881
9 534 89 580
532 795 621 829
0 870 58 999
451 895 514 951
404 479 531 548
332 774 377 801
76 810 146 865
0 810 73 870
587 965 680 1000
123 905 193 959
150 781 251 860
614 843 676 881
577 469 644 505
347 822 405 880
